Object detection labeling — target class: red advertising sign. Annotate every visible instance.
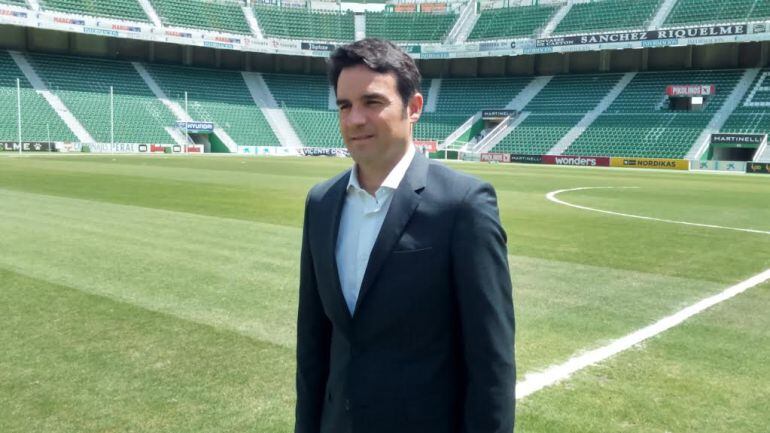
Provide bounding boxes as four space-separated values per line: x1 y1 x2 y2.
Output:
420 2 447 12
414 140 437 153
481 153 511 163
542 155 610 167
666 85 715 96
394 3 417 12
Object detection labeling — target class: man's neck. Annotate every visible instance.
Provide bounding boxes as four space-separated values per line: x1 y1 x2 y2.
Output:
356 145 410 195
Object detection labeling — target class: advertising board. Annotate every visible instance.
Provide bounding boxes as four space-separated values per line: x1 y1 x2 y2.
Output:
610 157 689 170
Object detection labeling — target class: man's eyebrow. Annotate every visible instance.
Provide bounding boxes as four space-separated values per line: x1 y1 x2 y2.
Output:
336 98 350 106
362 92 387 100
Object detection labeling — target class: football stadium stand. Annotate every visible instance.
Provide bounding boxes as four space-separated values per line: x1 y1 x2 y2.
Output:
414 113 471 142
26 53 176 144
436 76 532 113
468 4 558 40
565 69 744 158
253 5 355 41
144 63 279 146
491 114 584 155
664 0 770 27
364 11 457 42
722 69 770 134
553 0 662 35
490 74 623 154
38 0 150 22
1 0 30 6
410 77 533 144
0 51 76 143
262 73 341 147
150 0 251 34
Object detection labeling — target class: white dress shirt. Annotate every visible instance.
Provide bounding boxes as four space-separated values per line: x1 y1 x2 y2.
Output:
336 144 416 315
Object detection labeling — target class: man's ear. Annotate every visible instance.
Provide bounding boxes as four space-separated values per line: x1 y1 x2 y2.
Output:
407 92 423 123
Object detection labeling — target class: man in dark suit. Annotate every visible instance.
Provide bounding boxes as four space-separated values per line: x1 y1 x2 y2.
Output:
295 38 515 433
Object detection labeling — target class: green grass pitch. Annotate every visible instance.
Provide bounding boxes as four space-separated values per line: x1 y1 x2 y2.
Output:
1 154 768 433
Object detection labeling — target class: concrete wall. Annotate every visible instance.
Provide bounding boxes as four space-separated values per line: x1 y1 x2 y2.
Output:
26 28 69 54
0 25 26 50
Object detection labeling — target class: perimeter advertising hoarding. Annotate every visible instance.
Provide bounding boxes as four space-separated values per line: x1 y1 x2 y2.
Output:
419 2 447 12
300 42 335 51
666 85 715 96
481 153 511 163
510 154 542 164
414 140 438 153
536 24 747 48
610 157 689 170
481 110 517 120
710 133 765 146
2 141 54 151
176 121 214 133
394 3 417 12
746 162 770 174
690 160 747 172
185 144 204 153
542 155 610 167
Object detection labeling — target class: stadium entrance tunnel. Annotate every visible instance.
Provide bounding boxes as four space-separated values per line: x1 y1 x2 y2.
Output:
707 134 765 161
185 132 212 153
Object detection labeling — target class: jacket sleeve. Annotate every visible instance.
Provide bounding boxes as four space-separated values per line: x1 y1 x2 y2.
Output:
451 181 516 433
294 192 332 433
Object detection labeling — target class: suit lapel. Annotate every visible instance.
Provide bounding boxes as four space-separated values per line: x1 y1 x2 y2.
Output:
321 170 355 324
353 152 429 315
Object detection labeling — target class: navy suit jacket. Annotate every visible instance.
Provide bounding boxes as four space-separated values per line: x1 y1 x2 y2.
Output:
295 151 515 433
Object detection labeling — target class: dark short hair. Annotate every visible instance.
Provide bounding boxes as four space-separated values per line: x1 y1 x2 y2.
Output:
328 38 421 107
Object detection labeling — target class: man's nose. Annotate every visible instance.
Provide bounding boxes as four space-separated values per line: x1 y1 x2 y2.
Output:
345 104 366 127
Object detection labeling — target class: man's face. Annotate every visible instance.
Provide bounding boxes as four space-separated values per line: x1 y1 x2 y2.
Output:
336 64 422 167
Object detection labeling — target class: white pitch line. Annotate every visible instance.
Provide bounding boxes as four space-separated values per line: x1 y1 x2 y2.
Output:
517 268 770 399
546 186 770 236
517 186 770 399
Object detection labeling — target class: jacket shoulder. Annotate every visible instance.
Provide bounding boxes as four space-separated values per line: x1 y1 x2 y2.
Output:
306 168 350 205
425 160 488 200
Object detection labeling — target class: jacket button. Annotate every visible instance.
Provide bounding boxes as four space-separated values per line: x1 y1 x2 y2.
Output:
344 399 351 412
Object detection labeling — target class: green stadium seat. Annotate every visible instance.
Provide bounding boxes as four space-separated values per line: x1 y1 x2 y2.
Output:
554 0 662 35
437 76 532 113
26 53 177 144
524 73 623 113
0 51 76 143
565 69 744 158
263 73 339 147
489 74 622 154
150 0 251 34
490 114 583 155
468 4 558 40
365 11 457 42
722 69 770 135
253 5 354 41
0 0 30 6
414 114 470 143
144 63 279 146
38 0 150 22
664 0 770 27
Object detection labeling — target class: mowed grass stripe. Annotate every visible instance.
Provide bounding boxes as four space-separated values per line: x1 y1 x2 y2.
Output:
0 157 320 228
17 154 352 181
518 282 770 433
555 186 770 234
2 155 770 432
0 188 301 349
2 155 768 282
511 255 722 375
0 188 726 377
0 268 295 433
